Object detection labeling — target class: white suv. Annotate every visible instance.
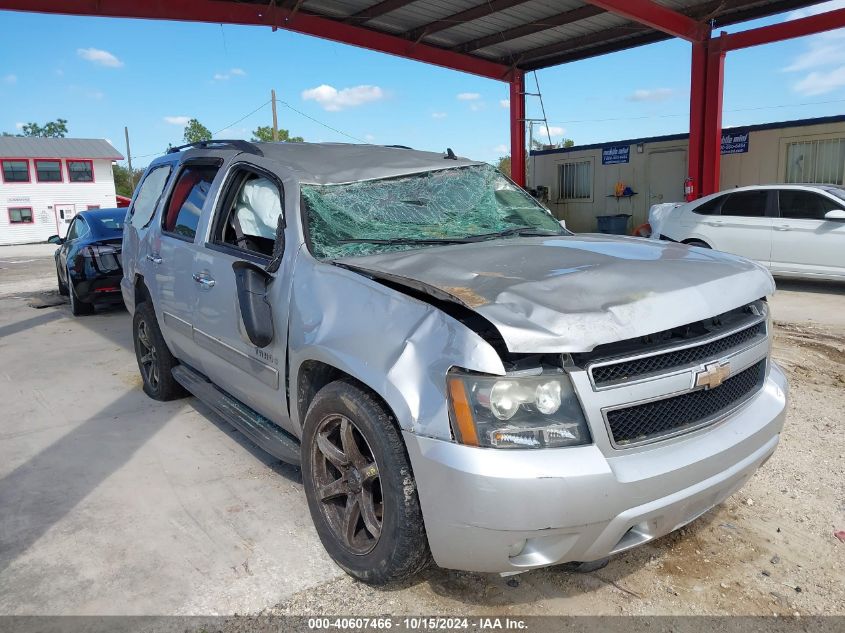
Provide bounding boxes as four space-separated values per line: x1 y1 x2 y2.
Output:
659 184 845 281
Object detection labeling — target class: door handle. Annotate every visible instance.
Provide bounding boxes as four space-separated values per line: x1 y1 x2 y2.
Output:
774 225 791 231
192 272 216 288
146 254 163 265
705 221 723 227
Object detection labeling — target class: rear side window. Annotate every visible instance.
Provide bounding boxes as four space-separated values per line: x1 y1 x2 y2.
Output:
720 191 768 218
130 165 172 229
693 195 724 215
212 168 284 258
778 190 840 220
163 164 220 241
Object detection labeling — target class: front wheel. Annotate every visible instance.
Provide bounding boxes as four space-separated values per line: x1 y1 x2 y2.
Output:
56 261 68 296
132 301 184 400
685 239 711 249
301 381 431 585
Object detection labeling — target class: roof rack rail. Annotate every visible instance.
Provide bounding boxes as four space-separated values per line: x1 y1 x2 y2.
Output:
167 139 263 157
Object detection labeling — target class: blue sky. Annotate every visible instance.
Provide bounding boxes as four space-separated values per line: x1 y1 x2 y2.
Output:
1 1 844 167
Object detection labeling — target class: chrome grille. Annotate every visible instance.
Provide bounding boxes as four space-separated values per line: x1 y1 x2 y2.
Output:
605 360 766 447
592 321 765 386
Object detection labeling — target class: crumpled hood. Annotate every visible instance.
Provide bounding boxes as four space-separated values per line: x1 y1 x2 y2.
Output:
336 235 775 353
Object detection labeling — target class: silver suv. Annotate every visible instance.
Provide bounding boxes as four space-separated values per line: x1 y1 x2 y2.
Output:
122 141 787 584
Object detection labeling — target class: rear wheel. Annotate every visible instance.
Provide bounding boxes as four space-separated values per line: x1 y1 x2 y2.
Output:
68 268 94 316
133 301 184 400
302 381 431 584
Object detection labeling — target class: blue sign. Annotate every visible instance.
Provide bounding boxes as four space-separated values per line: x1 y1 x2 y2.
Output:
602 144 630 165
721 130 749 155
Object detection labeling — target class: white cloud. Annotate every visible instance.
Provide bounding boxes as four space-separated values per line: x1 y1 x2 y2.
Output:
628 88 674 102
213 67 247 81
787 0 845 20
14 122 24 130
164 116 191 125
301 84 385 111
469 102 485 112
431 112 447 119
538 125 566 138
3 74 17 84
457 92 480 100
493 144 508 154
793 66 845 95
364 133 375 142
499 99 510 109
77 47 123 68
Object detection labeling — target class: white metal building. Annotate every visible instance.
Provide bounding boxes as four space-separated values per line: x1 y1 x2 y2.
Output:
0 137 123 245
528 115 845 233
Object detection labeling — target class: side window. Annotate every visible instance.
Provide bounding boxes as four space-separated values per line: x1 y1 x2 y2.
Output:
163 164 220 241
778 190 839 220
212 169 284 258
130 165 172 229
720 191 768 218
693 195 724 215
66 218 81 241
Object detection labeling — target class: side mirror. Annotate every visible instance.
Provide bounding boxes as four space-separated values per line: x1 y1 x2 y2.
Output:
47 235 64 245
824 209 845 221
232 261 274 348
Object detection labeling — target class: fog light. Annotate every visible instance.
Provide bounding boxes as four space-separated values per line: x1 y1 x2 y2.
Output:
508 539 527 558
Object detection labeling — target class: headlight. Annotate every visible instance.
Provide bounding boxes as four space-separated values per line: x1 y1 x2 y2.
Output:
447 370 591 449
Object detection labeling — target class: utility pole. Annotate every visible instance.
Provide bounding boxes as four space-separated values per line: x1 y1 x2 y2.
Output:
124 126 135 189
271 89 279 142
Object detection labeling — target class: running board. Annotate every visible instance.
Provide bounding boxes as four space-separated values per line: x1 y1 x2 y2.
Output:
172 364 301 465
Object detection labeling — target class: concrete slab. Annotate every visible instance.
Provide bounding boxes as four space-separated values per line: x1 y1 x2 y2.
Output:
771 278 845 330
0 295 341 615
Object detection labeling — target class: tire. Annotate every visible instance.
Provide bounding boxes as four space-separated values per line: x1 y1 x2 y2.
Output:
56 261 68 296
685 239 711 249
132 301 184 401
301 380 431 585
68 268 95 316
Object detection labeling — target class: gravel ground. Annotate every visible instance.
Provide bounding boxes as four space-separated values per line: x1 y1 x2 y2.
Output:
268 321 845 618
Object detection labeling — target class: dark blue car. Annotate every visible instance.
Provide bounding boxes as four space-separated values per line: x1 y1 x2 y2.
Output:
51 208 126 315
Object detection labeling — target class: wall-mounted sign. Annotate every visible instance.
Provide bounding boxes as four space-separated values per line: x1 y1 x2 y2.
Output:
721 130 749 155
6 196 30 203
602 145 630 165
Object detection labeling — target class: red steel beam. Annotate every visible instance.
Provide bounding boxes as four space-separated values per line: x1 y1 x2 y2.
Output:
582 0 708 42
0 0 513 81
510 71 526 187
700 36 725 196
687 40 708 200
719 6 845 50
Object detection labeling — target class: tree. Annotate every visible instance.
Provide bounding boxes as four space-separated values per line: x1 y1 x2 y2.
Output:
496 155 511 178
531 137 575 150
20 119 68 138
183 119 212 144
251 125 303 143
112 164 145 198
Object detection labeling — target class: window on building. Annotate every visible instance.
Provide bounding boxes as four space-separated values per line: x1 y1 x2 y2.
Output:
558 160 592 200
67 160 94 182
8 207 33 224
2 160 30 183
163 163 221 240
785 138 845 185
35 159 62 183
720 191 769 217
778 190 840 220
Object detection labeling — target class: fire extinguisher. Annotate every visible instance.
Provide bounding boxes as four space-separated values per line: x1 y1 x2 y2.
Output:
684 176 695 202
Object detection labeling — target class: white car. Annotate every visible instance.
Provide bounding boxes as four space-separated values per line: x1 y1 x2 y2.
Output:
659 184 845 281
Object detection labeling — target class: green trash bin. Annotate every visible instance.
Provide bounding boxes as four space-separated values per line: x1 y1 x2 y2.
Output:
596 214 631 235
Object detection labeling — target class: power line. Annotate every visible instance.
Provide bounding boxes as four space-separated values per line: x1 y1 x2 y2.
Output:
212 99 271 136
278 101 371 144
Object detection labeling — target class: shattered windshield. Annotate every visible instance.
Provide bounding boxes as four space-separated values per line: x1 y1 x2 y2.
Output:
301 163 565 259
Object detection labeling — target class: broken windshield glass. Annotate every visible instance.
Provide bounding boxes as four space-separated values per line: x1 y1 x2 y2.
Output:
301 164 565 259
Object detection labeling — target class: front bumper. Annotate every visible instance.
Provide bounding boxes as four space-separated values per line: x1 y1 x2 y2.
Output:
405 363 787 573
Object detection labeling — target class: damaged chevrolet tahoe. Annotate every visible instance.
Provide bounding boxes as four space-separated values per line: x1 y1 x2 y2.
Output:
122 141 788 584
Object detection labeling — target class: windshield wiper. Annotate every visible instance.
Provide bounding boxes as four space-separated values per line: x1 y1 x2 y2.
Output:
472 227 563 240
337 237 477 246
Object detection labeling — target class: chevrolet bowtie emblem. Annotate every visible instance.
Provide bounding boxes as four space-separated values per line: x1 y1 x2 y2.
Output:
695 361 731 389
